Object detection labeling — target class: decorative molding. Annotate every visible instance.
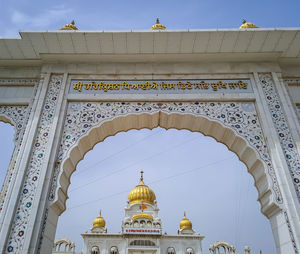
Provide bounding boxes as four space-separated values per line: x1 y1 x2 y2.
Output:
37 208 48 252
49 101 282 206
284 79 300 124
5 75 64 253
284 211 299 254
259 73 300 202
0 79 39 86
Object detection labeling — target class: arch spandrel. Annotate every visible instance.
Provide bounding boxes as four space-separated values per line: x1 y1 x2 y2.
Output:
49 101 282 218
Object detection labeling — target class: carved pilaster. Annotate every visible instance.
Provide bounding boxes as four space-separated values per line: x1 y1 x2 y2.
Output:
5 75 64 253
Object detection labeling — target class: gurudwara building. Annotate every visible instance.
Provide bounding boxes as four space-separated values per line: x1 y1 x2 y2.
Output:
81 171 203 254
0 18 300 254
53 172 246 254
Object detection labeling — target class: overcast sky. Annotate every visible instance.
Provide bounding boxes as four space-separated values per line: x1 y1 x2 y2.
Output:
1 0 300 253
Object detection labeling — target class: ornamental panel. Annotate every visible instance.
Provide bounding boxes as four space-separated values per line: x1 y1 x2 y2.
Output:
259 73 300 202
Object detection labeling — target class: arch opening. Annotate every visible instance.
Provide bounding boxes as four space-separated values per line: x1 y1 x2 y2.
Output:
49 112 280 253
52 112 279 218
54 126 277 253
0 120 15 211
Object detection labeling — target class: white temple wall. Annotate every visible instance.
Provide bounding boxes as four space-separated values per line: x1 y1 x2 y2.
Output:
0 60 299 254
160 237 203 254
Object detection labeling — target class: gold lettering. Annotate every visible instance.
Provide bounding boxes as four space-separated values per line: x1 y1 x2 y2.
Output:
160 81 168 90
186 81 192 90
229 82 236 89
131 83 139 90
122 81 130 90
151 82 158 90
102 83 108 92
73 81 83 92
211 83 218 91
92 82 99 90
84 83 92 90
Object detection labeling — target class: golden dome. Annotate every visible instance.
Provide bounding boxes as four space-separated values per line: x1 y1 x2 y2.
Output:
93 211 106 228
59 20 78 30
180 212 192 230
151 18 166 30
128 171 156 205
239 19 259 29
132 212 154 221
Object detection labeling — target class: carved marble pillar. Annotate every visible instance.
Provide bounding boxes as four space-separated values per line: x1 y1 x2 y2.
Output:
253 72 300 254
0 74 68 254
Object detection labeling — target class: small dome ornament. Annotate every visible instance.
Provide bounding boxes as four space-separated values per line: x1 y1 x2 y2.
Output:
128 170 156 205
179 212 192 230
93 210 106 229
59 20 78 30
151 18 166 30
239 19 259 29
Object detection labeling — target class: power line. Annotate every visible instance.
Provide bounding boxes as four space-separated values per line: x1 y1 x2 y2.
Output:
68 156 235 210
73 128 164 176
69 134 201 193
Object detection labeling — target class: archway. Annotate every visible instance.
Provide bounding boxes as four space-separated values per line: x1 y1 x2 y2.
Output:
42 107 285 253
52 111 279 217
54 127 277 253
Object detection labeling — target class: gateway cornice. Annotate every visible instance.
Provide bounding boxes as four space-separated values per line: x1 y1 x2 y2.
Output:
0 29 300 65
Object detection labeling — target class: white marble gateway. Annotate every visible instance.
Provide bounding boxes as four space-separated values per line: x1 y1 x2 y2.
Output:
0 23 300 254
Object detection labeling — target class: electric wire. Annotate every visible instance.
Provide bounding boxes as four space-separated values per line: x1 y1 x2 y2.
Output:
234 165 244 249
73 128 164 176
68 156 235 210
68 134 201 193
238 174 252 250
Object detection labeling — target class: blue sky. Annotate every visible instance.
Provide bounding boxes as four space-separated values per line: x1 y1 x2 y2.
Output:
1 0 300 253
0 0 300 37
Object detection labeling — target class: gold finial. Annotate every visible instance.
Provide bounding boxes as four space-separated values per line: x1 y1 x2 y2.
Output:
93 210 106 228
240 19 259 29
151 18 166 30
244 246 251 253
180 211 192 230
59 20 78 30
128 171 156 204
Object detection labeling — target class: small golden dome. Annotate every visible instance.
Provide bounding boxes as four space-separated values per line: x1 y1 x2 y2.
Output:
151 18 166 30
59 20 78 30
93 211 106 228
180 212 192 230
128 171 156 205
132 212 154 221
239 19 259 29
